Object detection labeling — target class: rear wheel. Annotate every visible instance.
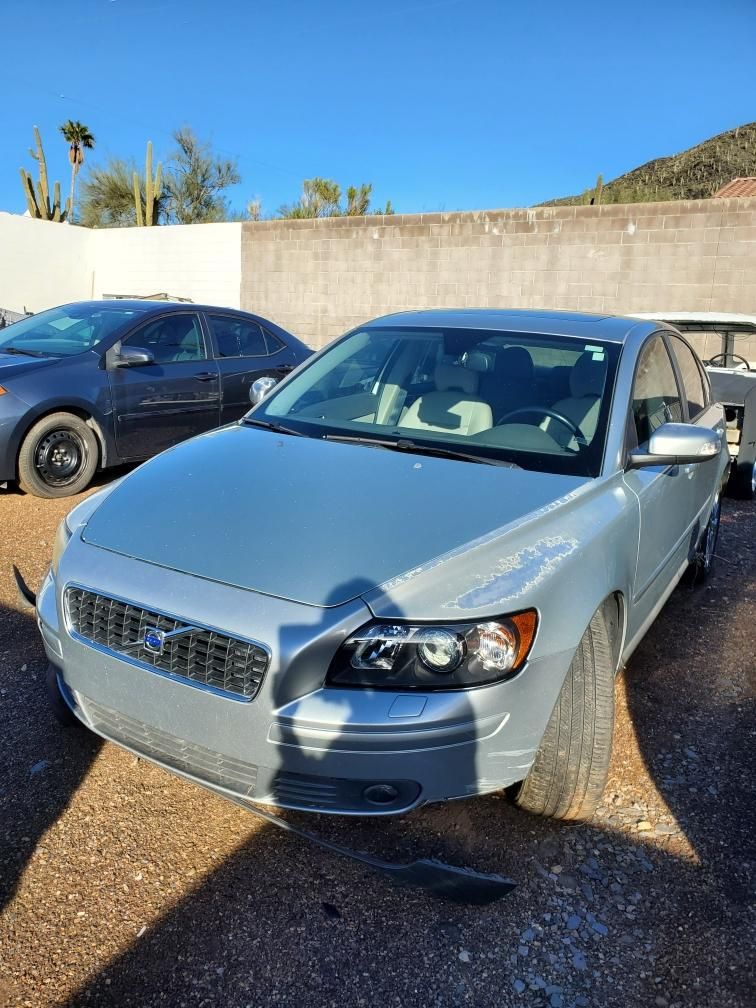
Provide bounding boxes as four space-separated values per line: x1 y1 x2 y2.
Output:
514 609 615 821
18 412 98 498
684 494 721 586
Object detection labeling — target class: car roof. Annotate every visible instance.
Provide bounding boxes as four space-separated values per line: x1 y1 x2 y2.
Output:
57 299 254 315
632 311 756 327
362 308 655 344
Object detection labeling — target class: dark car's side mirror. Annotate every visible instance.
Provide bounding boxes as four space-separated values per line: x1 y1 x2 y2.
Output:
113 346 155 368
628 422 721 468
249 376 277 405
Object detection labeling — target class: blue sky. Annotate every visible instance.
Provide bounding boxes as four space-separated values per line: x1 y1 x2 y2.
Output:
2 0 755 218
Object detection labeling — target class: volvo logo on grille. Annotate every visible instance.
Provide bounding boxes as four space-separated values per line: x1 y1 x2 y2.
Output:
143 628 165 654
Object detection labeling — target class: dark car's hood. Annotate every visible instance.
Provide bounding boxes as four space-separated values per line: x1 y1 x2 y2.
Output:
0 352 60 380
81 424 588 607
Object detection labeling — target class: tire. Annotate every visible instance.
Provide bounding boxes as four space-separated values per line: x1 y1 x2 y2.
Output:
514 609 615 821
730 460 755 501
683 494 721 586
18 412 98 498
46 664 84 731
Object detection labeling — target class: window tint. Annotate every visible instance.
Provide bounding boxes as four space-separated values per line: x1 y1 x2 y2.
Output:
631 336 682 445
669 335 707 417
208 315 272 358
123 314 205 364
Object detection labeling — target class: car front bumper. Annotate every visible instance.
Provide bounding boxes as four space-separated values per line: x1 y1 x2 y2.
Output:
38 542 574 817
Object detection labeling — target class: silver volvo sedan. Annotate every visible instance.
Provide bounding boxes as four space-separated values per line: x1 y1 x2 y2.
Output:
37 310 729 821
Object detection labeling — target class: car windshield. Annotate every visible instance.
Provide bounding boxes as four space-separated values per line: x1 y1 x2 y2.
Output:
252 326 620 476
0 304 142 358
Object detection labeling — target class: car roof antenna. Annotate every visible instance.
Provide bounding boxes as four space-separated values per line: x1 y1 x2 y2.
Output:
230 795 516 905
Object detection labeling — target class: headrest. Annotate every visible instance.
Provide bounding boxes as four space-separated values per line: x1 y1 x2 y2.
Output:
435 362 479 395
570 351 606 398
495 346 534 382
162 316 193 339
461 350 493 374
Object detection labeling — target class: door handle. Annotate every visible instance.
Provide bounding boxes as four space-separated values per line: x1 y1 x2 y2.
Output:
193 372 217 382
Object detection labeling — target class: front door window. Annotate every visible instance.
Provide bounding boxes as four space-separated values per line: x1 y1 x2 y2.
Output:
123 314 205 364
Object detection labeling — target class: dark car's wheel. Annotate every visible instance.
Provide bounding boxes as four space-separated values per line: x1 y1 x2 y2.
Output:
18 413 98 498
684 494 721 586
729 459 756 501
514 609 615 821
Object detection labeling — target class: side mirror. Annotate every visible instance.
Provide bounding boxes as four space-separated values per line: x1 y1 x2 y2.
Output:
628 422 721 468
249 375 277 405
114 346 155 368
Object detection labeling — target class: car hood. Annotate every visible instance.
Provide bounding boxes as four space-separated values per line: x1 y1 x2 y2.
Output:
0 353 59 380
81 424 589 608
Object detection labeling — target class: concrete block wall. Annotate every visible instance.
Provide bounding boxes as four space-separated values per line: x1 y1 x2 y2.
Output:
240 197 756 348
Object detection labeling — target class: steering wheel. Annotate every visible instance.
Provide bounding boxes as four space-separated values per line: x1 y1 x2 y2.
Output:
497 406 587 444
706 352 752 371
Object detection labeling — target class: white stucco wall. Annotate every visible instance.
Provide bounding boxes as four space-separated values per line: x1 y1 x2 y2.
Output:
0 214 242 313
89 222 242 306
0 213 91 313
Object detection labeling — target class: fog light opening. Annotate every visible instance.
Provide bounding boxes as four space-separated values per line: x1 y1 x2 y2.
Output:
363 783 400 806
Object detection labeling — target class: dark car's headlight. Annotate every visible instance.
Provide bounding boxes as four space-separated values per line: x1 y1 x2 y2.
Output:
327 610 537 690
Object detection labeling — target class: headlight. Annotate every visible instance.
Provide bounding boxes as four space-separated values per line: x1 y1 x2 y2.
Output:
50 518 72 576
327 610 537 690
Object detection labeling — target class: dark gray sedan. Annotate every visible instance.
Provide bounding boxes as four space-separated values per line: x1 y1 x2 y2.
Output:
0 300 310 497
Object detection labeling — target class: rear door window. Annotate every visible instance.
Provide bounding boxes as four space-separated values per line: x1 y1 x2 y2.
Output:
669 335 708 418
631 336 683 445
208 315 279 358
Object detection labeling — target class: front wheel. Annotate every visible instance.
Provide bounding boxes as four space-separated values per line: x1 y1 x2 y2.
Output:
514 609 615 820
18 412 98 498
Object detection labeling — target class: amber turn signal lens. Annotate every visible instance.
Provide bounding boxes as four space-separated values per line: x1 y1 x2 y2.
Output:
0 386 7 396
510 609 538 669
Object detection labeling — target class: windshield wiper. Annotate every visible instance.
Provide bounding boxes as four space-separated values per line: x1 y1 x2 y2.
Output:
0 346 51 358
241 416 305 437
321 433 520 468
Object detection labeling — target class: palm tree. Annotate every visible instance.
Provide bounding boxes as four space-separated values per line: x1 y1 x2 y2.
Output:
59 120 95 222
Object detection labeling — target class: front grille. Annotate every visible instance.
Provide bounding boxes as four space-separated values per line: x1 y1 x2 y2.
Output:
65 587 268 701
80 695 258 796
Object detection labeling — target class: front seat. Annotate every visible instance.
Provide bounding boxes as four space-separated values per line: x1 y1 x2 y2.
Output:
479 346 536 421
399 361 493 436
544 351 607 446
155 317 201 362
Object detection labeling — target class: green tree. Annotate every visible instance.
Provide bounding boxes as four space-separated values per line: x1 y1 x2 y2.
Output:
163 128 241 224
279 177 342 219
279 178 394 219
59 120 95 222
79 157 168 228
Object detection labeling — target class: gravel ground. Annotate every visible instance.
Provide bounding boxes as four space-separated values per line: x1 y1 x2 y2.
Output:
0 477 754 1008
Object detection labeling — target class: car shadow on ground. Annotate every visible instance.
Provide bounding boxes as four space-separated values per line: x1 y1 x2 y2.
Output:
0 604 102 915
1 505 754 1007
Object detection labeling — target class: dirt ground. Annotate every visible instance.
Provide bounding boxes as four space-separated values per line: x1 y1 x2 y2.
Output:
0 476 753 1008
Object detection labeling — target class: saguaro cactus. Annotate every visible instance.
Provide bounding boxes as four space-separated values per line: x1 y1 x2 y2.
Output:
133 141 163 226
19 127 70 222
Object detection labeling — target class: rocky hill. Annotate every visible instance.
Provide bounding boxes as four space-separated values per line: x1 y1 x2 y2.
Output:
542 122 756 206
